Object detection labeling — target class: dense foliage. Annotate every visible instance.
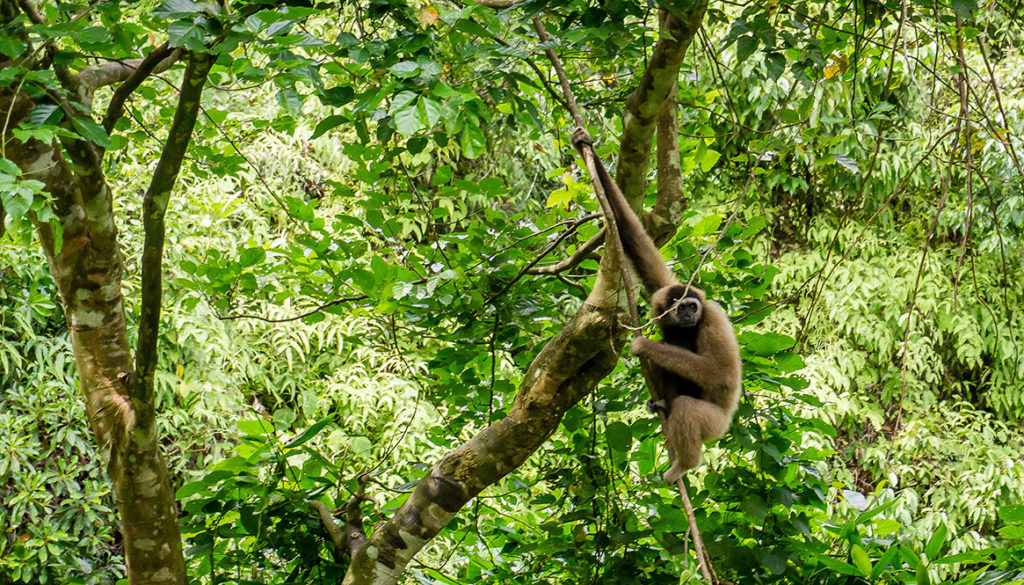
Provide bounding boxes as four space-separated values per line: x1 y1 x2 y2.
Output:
2 0 1024 583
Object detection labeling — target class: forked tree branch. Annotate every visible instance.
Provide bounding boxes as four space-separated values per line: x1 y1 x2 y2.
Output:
314 475 371 557
313 501 348 557
79 47 181 95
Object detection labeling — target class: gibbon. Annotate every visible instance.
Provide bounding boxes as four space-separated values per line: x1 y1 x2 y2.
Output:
572 128 742 484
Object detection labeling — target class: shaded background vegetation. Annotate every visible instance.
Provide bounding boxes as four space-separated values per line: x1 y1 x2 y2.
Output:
2 0 1024 582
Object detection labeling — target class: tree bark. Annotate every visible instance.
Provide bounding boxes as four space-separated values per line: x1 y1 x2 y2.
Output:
0 6 209 579
0 85 188 584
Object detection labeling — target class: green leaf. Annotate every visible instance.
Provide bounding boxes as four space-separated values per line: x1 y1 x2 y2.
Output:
237 419 274 437
916 565 931 585
999 504 1024 524
1 184 34 220
765 52 786 80
350 435 373 454
924 523 948 559
71 117 110 148
736 35 758 64
272 408 297 429
873 518 902 536
310 115 347 140
998 525 1024 540
154 0 203 17
239 247 265 267
0 158 19 176
456 19 490 37
774 352 804 373
406 136 427 155
393 105 421 136
816 555 861 576
934 551 991 565
741 495 770 523
389 91 418 114
653 504 690 531
739 332 795 356
389 61 420 78
755 549 787 575
28 105 60 126
700 149 721 172
871 547 901 581
432 165 453 186
417 97 442 127
168 18 207 50
0 36 26 58
546 188 572 209
691 214 722 236
604 422 632 451
460 123 485 159
854 497 899 523
319 86 355 107
77 27 111 44
176 481 209 499
277 87 303 115
851 545 872 576
951 0 977 18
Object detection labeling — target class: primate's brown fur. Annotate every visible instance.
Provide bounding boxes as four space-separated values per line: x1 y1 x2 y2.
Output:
572 128 741 483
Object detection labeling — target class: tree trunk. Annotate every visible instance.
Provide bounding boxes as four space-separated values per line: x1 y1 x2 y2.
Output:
0 13 200 578
0 90 188 584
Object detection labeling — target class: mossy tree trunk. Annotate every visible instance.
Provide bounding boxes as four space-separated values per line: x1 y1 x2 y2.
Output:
1 2 213 580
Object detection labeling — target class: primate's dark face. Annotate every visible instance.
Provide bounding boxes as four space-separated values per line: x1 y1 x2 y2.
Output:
656 285 703 328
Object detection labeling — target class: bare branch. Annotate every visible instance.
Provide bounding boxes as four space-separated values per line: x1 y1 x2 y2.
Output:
531 17 586 128
99 44 184 133
474 0 522 7
527 229 604 274
133 51 215 430
217 294 371 323
486 213 598 304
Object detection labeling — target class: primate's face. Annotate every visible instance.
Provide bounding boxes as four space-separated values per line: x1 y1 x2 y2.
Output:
656 285 703 328
674 296 702 327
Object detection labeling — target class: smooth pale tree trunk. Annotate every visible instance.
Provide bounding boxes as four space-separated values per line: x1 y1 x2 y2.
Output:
2 91 188 584
1 5 213 580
